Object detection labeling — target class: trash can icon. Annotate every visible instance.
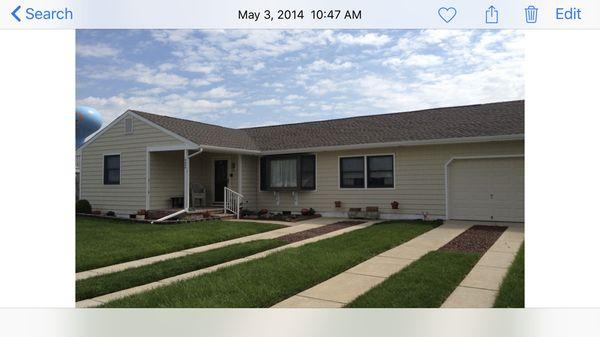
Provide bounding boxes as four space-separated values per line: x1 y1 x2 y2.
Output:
525 6 538 23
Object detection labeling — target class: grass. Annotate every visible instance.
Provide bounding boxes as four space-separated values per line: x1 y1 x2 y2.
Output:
76 239 285 301
76 216 284 272
102 220 439 307
347 250 481 307
494 244 525 308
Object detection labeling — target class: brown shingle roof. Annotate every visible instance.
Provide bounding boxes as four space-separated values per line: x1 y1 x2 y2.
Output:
131 100 524 152
132 110 260 150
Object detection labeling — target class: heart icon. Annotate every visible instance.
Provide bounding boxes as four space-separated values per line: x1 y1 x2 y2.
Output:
438 7 457 23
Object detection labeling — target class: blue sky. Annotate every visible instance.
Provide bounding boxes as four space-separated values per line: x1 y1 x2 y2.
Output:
76 30 524 128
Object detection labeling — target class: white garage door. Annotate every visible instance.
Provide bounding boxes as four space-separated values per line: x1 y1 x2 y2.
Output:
448 157 524 222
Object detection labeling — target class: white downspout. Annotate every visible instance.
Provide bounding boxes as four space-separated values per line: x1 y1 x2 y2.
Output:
184 149 190 210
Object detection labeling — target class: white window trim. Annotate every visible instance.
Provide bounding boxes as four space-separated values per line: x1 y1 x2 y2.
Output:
124 117 134 135
338 153 396 190
103 152 122 185
444 154 524 220
258 153 318 192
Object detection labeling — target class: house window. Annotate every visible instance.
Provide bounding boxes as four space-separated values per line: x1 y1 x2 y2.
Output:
270 158 297 188
340 155 394 189
260 154 316 191
103 154 120 185
124 117 133 134
340 157 365 188
367 155 394 188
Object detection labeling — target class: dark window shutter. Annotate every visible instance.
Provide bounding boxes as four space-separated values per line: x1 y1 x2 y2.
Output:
260 157 268 191
300 155 316 190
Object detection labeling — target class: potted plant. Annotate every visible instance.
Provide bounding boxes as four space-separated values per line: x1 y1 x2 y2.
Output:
391 201 399 209
334 200 342 208
136 209 146 220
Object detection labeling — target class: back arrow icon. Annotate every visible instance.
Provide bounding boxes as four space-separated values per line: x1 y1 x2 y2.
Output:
12 5 21 22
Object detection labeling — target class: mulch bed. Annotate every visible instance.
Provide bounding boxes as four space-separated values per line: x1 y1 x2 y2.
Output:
439 225 507 254
243 214 321 222
276 220 366 244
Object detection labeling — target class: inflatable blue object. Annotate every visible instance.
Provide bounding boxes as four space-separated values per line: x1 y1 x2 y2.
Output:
76 106 103 148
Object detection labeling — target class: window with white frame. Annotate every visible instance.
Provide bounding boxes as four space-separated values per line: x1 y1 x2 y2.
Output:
340 155 394 188
103 154 120 185
339 156 365 188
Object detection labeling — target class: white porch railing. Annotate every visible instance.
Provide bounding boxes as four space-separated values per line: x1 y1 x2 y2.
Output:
224 187 244 219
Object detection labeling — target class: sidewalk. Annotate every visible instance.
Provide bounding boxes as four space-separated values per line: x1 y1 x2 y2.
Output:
76 218 344 281
441 225 524 308
273 221 471 308
76 219 380 308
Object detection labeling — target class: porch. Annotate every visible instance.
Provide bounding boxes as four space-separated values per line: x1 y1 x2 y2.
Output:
145 145 259 219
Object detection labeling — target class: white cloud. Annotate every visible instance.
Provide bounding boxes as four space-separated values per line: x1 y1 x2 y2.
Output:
183 63 215 73
306 59 354 71
191 76 223 87
285 94 303 100
383 54 443 68
77 43 120 58
251 98 281 106
336 32 391 47
201 86 240 99
307 79 341 96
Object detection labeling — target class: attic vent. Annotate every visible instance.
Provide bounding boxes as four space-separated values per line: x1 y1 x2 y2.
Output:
124 117 133 134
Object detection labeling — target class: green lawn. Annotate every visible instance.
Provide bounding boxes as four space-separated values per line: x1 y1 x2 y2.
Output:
102 220 439 307
76 239 285 301
494 244 525 308
76 216 284 272
347 250 480 307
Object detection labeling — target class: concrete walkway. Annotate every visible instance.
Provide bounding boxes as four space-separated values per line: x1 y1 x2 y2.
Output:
76 219 380 308
76 217 344 281
441 225 524 308
273 221 471 308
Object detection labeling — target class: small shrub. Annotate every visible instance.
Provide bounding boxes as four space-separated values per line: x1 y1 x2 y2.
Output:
308 208 316 216
76 199 92 214
106 211 116 217
258 208 268 215
201 211 211 218
241 209 256 216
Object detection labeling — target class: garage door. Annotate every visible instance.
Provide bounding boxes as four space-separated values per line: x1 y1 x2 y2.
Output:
448 157 524 222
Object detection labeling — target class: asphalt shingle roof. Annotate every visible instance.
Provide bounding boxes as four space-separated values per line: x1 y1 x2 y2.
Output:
131 100 524 152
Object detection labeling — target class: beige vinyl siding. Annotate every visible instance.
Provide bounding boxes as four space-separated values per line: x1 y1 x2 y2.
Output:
241 155 258 209
149 151 184 209
255 140 524 219
80 115 184 214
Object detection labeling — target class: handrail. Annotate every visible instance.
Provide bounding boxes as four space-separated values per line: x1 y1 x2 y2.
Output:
224 187 244 219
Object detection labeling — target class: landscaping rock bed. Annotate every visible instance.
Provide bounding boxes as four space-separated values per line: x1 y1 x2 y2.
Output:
439 225 507 253
277 220 366 244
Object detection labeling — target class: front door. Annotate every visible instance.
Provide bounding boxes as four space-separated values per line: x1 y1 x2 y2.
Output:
214 160 228 202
